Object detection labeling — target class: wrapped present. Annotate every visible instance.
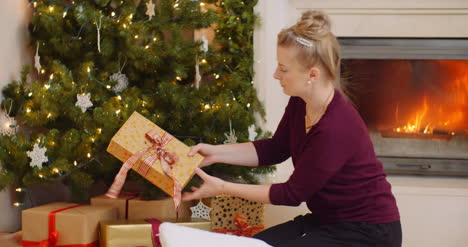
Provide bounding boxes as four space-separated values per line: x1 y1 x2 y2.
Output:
212 214 264 237
90 193 138 219
206 195 264 229
127 197 192 220
106 112 203 213
22 202 117 247
100 218 211 247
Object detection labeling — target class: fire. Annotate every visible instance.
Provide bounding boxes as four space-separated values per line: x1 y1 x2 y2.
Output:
392 60 468 136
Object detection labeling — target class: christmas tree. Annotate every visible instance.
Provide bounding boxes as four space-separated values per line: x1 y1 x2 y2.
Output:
0 0 274 204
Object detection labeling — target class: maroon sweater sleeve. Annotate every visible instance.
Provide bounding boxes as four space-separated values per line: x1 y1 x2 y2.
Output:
269 125 357 206
252 98 293 166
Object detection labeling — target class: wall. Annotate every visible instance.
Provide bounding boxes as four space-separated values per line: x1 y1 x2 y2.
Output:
254 0 468 246
0 0 29 233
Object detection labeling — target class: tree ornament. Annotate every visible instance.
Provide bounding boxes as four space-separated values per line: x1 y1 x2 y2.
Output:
194 56 201 89
223 119 238 144
34 42 41 73
145 0 155 20
248 125 257 141
75 93 93 113
27 143 48 169
95 16 103 53
190 200 212 220
110 72 129 93
0 112 17 137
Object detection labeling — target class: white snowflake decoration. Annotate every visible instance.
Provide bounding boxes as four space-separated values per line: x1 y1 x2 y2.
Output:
190 200 212 220
75 93 93 113
110 72 129 93
145 0 155 20
223 119 237 144
34 42 41 73
27 143 48 169
0 112 17 136
248 124 257 141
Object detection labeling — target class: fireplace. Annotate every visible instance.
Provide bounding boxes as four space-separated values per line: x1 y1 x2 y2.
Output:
340 38 468 176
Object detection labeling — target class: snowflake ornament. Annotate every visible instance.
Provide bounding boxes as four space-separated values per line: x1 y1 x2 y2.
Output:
0 112 17 136
190 200 212 220
200 35 209 53
75 93 93 113
145 0 155 20
110 72 129 93
27 143 48 169
223 119 238 144
248 125 257 141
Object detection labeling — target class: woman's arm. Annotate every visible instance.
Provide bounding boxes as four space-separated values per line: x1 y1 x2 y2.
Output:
189 142 259 167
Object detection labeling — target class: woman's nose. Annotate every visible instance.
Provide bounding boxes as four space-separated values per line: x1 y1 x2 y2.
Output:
273 69 281 80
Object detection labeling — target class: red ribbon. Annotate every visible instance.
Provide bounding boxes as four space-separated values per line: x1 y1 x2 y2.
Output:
22 204 98 247
212 214 264 237
145 219 163 247
106 130 182 216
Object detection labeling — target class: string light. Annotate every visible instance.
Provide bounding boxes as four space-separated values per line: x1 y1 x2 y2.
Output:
87 67 91 73
26 108 31 113
142 101 146 106
145 45 150 49
90 137 95 142
153 37 157 41
44 84 50 89
63 11 67 18
106 85 111 89
47 113 52 118
116 109 121 114
214 73 220 79
49 6 54 12
13 202 23 207
49 74 54 80
97 128 102 134
111 12 115 17
41 69 45 74
74 161 77 166
53 168 60 174
123 24 127 29
129 14 133 20
28 92 33 97
33 2 37 8
204 104 210 110
15 188 24 192
87 153 91 158
200 2 205 7
38 173 43 178
174 3 179 8
226 103 230 107
247 103 251 108
117 95 122 100
176 76 182 81
232 97 236 101
134 35 139 39
201 59 207 64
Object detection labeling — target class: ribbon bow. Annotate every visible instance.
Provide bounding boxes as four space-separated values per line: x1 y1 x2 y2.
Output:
38 231 58 247
106 129 182 214
212 214 264 237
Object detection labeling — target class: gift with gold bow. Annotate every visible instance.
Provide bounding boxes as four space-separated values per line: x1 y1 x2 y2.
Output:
21 202 117 247
212 214 264 237
106 112 204 215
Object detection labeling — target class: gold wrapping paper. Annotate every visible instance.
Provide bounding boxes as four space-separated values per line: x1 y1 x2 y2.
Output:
91 194 137 219
127 197 192 220
204 196 265 229
107 112 204 197
100 218 211 247
22 202 117 246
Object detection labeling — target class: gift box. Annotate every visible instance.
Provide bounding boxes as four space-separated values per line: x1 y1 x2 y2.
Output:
90 194 138 219
100 218 211 247
106 112 204 198
22 202 117 247
212 214 264 237
206 196 264 229
127 197 192 220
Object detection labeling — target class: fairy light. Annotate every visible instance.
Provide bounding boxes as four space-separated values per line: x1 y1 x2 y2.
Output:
49 73 54 80
28 92 33 97
226 103 230 107
176 76 182 81
106 85 111 89
204 104 211 110
145 45 150 49
97 128 102 134
13 202 23 207
214 73 220 79
174 3 179 8
44 84 50 89
33 2 37 8
63 11 67 18
142 101 146 106
26 108 31 113
87 153 91 158
201 59 207 64
111 12 116 17
47 113 52 118
38 173 44 178
74 161 77 166
134 35 139 39
90 137 95 142
116 109 121 114
87 67 91 73
247 103 251 108
15 188 23 192
53 168 59 174
232 97 236 101
123 24 127 29
117 95 122 100
41 69 45 74
49 6 54 12
129 14 133 20
153 37 157 41
200 2 205 7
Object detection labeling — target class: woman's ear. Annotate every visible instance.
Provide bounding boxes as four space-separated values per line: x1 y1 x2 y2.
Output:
309 67 320 82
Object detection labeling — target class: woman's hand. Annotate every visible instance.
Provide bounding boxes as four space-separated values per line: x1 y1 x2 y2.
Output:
182 168 224 201
188 143 219 167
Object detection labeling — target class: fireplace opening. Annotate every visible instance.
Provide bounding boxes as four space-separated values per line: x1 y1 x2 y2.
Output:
339 38 468 176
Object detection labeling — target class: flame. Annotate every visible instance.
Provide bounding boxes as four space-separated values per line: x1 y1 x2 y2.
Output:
392 61 468 136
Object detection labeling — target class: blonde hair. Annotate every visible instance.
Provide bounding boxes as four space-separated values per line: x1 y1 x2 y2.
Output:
278 10 341 84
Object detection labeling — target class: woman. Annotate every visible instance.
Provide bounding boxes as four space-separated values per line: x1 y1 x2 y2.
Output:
183 10 401 247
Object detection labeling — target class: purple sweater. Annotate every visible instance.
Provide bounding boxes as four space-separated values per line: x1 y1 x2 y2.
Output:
253 90 400 224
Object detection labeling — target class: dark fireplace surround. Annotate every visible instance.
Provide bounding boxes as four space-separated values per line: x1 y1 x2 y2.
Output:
339 38 468 176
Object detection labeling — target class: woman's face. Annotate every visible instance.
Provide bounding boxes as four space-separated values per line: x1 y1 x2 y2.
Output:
273 46 310 97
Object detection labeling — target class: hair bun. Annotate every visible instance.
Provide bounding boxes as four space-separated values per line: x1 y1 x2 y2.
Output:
293 10 331 41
